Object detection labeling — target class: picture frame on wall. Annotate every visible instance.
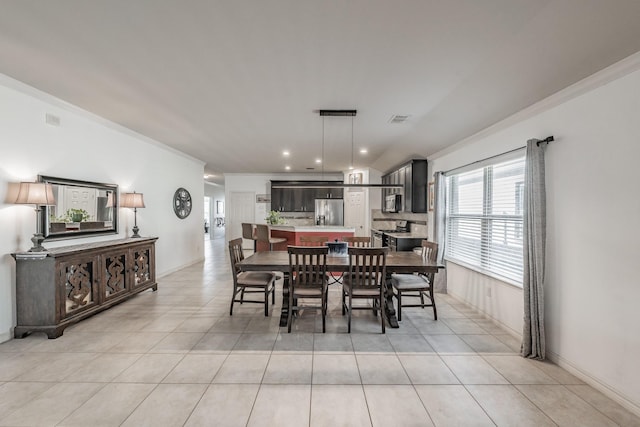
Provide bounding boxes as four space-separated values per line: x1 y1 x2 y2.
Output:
216 200 224 214
256 194 271 203
348 172 363 185
428 181 435 211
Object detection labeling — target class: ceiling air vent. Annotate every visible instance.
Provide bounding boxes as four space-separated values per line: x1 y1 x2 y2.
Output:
389 115 410 123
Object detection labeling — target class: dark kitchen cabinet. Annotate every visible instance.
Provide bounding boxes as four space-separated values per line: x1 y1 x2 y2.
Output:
381 159 428 213
271 181 343 212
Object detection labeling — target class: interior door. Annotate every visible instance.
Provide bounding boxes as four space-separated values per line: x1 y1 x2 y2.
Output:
64 186 97 219
228 192 255 250
344 190 367 237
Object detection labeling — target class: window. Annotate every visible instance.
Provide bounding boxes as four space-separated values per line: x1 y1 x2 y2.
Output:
445 156 525 285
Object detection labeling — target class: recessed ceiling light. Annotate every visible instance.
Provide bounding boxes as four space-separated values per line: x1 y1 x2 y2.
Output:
203 174 210 178
348 166 354 170
315 158 322 164
285 165 291 171
283 150 290 156
359 148 368 154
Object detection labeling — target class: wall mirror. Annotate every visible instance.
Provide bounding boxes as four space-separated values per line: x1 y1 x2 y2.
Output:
38 175 119 240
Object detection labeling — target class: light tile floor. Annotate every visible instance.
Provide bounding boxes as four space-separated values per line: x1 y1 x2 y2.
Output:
1 237 639 427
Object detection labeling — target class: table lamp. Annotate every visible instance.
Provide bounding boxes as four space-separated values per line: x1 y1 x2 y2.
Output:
120 191 145 238
13 182 56 252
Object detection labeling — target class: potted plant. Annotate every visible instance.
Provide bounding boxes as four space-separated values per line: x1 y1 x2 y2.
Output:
63 208 90 223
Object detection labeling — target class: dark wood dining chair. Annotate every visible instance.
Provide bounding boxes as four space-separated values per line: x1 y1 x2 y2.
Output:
228 238 276 316
391 240 438 321
287 246 329 333
342 246 389 333
342 236 371 247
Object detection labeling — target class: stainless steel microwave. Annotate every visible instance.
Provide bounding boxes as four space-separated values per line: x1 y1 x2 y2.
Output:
385 194 402 212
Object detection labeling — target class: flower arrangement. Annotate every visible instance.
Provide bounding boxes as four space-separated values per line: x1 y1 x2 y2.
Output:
60 208 91 223
265 210 285 225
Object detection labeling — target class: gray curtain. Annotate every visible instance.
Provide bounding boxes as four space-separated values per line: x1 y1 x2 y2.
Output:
521 139 546 359
432 172 447 293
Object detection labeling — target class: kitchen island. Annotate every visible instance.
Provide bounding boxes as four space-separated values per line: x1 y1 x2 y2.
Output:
256 225 355 251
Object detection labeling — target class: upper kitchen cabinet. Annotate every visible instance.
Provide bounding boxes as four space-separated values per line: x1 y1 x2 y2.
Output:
270 181 343 212
381 159 428 213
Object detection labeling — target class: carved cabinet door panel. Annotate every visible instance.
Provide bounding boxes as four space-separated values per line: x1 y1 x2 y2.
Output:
101 249 129 303
130 243 155 290
57 254 99 320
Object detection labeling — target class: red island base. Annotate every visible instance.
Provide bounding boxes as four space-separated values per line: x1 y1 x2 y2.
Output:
256 227 355 252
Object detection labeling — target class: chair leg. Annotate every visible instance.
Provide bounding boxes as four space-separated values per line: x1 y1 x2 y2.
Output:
321 291 326 333
230 286 237 315
397 291 402 322
264 287 269 317
287 291 294 333
271 282 276 304
347 294 352 333
430 287 438 320
420 292 425 308
240 288 245 304
380 292 385 334
342 288 346 315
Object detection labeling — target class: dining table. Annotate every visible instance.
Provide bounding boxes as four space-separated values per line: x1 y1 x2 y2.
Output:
237 250 444 328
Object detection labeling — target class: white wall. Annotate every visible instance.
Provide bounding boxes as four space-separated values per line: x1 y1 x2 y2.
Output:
429 53 640 412
0 75 205 343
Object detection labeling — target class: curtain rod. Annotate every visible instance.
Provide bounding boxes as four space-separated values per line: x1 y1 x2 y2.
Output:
444 135 554 175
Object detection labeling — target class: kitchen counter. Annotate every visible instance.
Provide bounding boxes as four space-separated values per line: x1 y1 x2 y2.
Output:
271 225 356 232
371 228 428 239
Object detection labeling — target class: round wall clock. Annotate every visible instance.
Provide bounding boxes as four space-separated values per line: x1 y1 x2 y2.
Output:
173 187 192 219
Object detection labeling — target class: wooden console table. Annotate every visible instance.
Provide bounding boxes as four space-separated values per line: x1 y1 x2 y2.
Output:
12 237 158 339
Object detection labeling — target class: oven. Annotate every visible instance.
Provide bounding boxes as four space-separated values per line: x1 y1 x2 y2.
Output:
388 236 397 252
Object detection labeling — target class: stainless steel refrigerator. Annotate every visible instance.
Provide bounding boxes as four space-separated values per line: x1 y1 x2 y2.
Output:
314 199 344 226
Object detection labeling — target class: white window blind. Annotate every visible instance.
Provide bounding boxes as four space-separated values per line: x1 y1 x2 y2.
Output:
445 156 525 285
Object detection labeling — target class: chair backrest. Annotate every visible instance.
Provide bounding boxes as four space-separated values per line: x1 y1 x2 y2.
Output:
342 236 371 247
299 235 329 246
241 223 255 240
254 224 270 242
288 246 328 289
347 247 389 288
421 240 438 262
228 238 245 278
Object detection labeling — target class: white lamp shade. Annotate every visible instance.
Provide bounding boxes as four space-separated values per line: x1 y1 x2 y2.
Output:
120 192 145 208
14 182 56 206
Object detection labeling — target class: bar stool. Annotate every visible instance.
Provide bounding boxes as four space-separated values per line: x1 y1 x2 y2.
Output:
241 223 257 252
255 224 287 251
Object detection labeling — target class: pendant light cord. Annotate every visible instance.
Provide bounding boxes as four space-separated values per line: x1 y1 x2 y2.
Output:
351 115 354 169
322 116 325 179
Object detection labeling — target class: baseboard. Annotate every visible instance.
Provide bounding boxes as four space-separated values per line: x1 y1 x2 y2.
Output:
445 291 521 339
0 329 12 345
157 256 205 278
546 349 640 417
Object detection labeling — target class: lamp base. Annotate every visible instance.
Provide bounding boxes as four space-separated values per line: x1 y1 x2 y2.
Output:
29 233 47 252
131 225 141 238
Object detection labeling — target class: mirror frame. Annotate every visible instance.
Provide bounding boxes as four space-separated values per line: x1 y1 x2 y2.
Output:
38 175 119 241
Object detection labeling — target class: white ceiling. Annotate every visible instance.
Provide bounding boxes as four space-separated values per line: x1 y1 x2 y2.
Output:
2 0 640 185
